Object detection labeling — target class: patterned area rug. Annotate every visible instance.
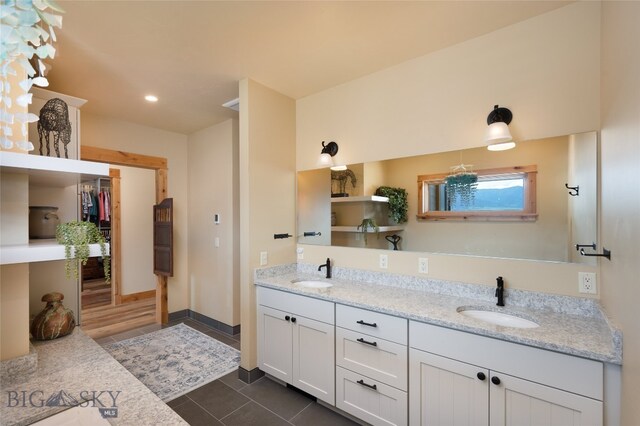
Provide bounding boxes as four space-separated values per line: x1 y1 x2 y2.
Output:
103 323 240 402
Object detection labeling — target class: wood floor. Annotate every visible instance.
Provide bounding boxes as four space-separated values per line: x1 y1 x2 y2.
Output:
81 297 156 339
81 278 112 309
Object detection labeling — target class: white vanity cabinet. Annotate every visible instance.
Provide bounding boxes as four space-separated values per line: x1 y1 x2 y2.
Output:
256 287 335 405
409 321 603 426
335 304 408 426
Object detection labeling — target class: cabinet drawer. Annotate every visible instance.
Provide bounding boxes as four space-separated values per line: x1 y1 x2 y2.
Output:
410 321 603 400
257 286 334 324
336 327 407 391
336 366 407 426
337 304 407 345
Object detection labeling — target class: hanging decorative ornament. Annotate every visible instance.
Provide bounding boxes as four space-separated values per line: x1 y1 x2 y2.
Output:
0 0 64 152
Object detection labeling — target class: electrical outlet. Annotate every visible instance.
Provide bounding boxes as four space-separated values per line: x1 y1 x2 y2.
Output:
579 272 597 294
379 254 388 269
418 257 429 274
260 251 268 266
297 247 304 260
214 237 220 248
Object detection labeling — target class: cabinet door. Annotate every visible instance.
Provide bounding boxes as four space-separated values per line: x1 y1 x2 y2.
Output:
409 349 489 426
257 305 293 383
292 315 335 405
489 372 602 426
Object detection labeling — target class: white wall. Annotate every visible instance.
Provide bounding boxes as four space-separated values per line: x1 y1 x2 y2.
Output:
81 113 189 312
240 79 296 370
600 2 640 423
297 2 600 170
187 119 240 327
119 165 156 295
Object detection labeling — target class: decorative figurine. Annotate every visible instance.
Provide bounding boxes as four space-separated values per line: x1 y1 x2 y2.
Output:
38 98 72 158
385 234 402 251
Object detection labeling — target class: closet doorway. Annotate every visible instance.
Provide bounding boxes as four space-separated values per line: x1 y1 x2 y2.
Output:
80 146 169 325
80 169 120 309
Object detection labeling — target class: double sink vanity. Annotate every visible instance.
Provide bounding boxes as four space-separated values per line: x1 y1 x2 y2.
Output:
255 263 621 426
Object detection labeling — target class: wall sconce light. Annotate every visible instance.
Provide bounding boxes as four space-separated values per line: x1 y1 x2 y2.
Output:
318 141 347 170
484 105 516 151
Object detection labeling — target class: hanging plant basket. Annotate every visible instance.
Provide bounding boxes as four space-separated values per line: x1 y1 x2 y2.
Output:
55 221 110 283
445 166 478 208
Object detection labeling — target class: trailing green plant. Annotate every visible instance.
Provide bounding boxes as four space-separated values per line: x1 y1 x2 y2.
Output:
357 218 379 244
444 172 478 208
375 186 408 224
55 221 110 283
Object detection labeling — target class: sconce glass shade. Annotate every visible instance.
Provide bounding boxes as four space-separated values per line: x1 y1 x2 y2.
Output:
317 152 334 168
484 121 513 144
487 141 517 151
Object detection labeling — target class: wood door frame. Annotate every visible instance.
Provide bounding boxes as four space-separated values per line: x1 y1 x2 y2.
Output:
81 146 169 324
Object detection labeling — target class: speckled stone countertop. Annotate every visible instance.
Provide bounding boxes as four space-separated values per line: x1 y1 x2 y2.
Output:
255 264 622 365
0 328 187 426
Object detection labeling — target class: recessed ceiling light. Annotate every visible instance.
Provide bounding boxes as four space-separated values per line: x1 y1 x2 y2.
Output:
145 95 158 102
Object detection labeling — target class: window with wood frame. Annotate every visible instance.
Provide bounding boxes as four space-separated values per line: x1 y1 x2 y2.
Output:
417 165 538 221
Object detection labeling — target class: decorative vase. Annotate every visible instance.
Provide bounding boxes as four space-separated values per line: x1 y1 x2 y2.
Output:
30 292 76 340
29 206 60 239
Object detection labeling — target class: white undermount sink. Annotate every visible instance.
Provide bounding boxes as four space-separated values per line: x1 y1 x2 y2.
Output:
457 307 539 329
293 280 333 289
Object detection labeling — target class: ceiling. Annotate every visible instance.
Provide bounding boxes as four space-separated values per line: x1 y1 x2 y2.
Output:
47 1 570 135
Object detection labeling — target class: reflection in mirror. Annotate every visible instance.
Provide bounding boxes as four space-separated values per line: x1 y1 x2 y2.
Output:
297 132 598 264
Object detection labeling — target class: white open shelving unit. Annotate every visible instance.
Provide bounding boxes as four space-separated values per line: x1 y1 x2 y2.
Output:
0 151 110 265
330 195 389 203
331 225 404 233
330 194 403 234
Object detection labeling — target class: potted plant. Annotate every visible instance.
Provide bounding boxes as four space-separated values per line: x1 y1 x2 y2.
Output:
56 221 110 283
375 186 408 224
357 218 379 244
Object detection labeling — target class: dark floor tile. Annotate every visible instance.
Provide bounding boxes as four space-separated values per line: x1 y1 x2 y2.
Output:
204 329 241 350
110 328 144 341
166 394 190 409
183 319 216 334
221 401 290 426
217 370 247 391
136 323 163 334
239 377 313 421
186 379 250 419
291 402 360 426
171 398 223 426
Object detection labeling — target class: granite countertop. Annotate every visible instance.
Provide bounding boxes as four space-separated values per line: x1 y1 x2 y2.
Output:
0 329 187 426
254 265 622 365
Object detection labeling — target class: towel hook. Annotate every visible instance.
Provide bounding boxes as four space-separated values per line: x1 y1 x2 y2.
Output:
565 183 579 196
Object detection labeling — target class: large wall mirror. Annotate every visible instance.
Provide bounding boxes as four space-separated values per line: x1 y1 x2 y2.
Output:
297 131 598 264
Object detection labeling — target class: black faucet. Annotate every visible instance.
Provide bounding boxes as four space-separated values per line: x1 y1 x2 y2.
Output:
318 258 332 279
495 276 505 307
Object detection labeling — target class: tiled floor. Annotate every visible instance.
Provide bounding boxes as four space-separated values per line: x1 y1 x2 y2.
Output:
94 318 359 426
